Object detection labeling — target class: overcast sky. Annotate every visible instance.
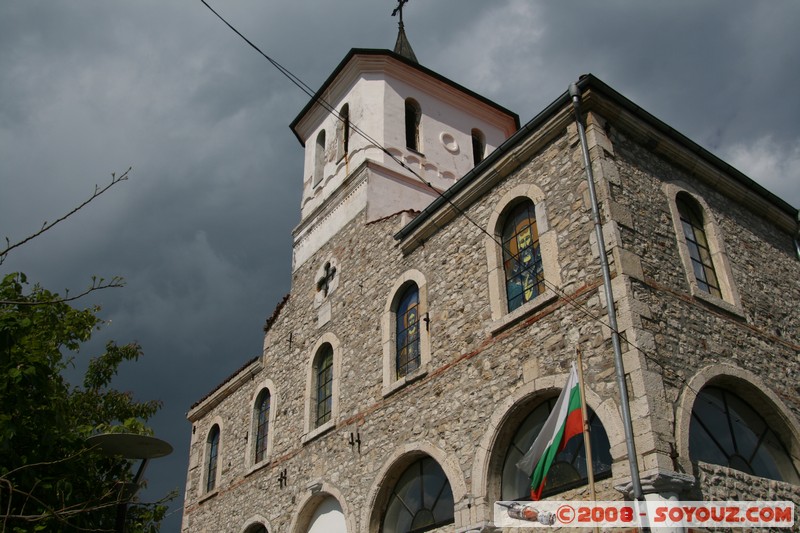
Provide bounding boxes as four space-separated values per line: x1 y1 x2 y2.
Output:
1 1 798 530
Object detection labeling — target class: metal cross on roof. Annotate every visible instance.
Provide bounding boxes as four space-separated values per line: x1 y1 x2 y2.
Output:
392 0 409 24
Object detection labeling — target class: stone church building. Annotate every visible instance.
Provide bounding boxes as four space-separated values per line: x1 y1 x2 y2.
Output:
181 29 800 533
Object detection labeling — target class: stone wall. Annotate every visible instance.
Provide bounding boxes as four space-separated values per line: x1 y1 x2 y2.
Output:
182 103 800 532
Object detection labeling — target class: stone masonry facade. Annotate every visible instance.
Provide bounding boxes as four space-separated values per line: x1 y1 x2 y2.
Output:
182 78 800 532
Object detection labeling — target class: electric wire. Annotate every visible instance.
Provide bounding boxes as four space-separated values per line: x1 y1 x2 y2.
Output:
200 1 799 465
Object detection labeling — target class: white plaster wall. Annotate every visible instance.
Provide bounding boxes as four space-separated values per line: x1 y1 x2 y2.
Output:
293 176 368 269
298 67 515 224
365 167 437 222
293 53 517 270
300 76 386 221
380 76 512 183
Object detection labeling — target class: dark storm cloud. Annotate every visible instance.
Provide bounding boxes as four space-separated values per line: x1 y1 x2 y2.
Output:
1 1 798 531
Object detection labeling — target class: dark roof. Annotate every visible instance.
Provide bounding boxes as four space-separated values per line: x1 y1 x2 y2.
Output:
189 356 259 410
289 48 520 146
395 74 797 241
263 293 290 333
393 22 417 63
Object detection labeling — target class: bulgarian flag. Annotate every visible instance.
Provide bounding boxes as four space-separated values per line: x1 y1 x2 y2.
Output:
516 363 583 500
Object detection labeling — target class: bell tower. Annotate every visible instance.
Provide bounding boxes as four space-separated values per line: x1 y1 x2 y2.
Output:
288 16 519 270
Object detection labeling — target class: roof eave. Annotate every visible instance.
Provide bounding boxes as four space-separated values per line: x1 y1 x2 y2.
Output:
395 74 797 243
289 48 520 147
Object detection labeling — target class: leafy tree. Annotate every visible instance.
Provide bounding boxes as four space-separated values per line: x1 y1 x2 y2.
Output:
0 273 169 532
0 170 171 532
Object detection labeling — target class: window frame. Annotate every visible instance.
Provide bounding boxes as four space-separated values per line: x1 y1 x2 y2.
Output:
675 365 800 487
501 200 545 313
395 284 421 378
382 270 431 396
203 422 222 495
689 386 800 483
664 183 742 315
381 456 455 533
303 334 341 443
677 193 722 297
247 380 277 471
315 345 334 428
486 184 561 330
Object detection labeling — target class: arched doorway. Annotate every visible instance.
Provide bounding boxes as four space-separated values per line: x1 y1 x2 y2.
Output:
307 496 347 533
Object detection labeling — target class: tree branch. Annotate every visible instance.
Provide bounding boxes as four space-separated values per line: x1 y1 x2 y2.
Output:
0 276 126 306
0 167 132 266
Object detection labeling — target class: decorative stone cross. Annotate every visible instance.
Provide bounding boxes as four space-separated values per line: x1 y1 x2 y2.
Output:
316 262 337 297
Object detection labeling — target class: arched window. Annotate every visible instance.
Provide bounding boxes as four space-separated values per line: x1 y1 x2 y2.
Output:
405 99 421 152
502 201 544 312
501 399 612 500
677 193 721 298
206 425 220 493
254 389 271 463
315 344 334 428
244 525 267 533
382 271 430 395
383 457 454 533
471 128 485 166
338 104 350 160
396 284 420 379
314 129 326 187
690 387 800 483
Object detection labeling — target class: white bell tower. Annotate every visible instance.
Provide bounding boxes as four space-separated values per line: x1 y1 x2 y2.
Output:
289 20 519 270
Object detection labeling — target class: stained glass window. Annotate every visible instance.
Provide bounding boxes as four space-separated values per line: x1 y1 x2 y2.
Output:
502 201 544 312
255 389 270 463
315 345 334 428
501 399 612 500
690 387 800 483
206 425 220 493
396 285 420 378
383 457 454 533
677 194 722 298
